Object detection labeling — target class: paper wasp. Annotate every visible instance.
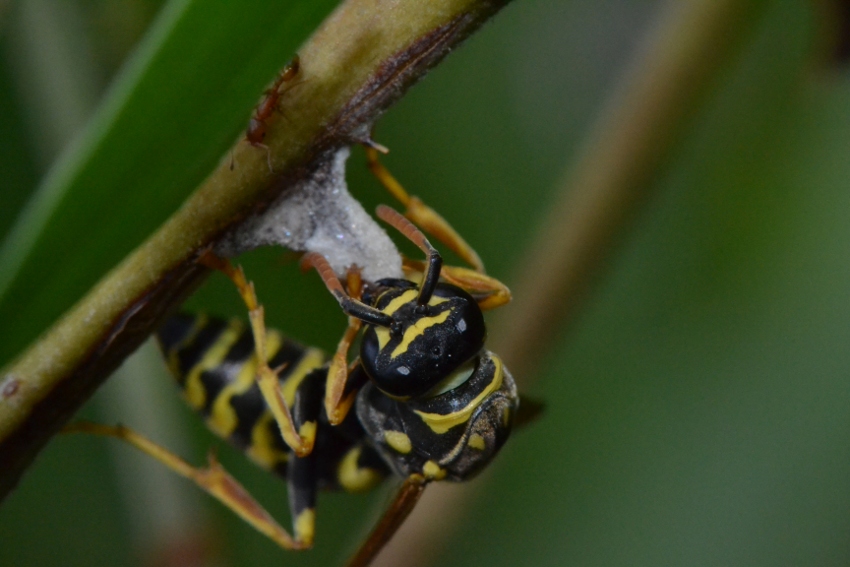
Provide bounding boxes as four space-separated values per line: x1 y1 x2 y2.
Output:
67 113 521 565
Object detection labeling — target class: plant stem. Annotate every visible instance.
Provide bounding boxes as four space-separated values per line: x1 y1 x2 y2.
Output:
0 0 511 501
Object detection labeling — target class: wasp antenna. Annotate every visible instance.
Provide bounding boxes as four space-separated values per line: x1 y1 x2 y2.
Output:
376 205 441 305
303 252 393 327
301 253 346 295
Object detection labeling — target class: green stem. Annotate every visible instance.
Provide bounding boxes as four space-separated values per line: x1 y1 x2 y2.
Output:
0 0 510 501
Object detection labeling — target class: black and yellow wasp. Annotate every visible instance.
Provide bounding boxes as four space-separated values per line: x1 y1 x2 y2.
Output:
67 148 521 564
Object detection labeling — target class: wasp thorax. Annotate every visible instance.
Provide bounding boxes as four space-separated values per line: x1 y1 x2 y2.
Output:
360 282 486 398
355 351 519 481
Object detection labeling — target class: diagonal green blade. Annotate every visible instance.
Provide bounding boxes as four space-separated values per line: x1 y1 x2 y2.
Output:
0 0 339 366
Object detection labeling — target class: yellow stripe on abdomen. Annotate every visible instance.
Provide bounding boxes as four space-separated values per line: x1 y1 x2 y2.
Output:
206 330 284 439
183 320 244 411
246 411 289 471
279 346 326 406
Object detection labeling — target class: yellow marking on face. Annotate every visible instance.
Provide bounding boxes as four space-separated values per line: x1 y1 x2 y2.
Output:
380 289 418 316
294 508 316 545
414 355 504 434
384 430 412 454
390 309 451 359
422 460 446 480
280 346 326 406
183 321 244 410
207 330 284 438
374 326 391 351
374 292 450 353
468 433 486 450
337 446 383 493
246 411 289 470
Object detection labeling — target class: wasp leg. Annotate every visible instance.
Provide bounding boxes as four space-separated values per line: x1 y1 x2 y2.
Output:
198 251 314 457
377 201 511 310
365 146 484 272
301 252 393 327
324 314 361 425
286 368 326 547
345 474 429 567
322 269 365 425
300 254 391 424
401 257 512 311
63 421 310 550
375 205 443 305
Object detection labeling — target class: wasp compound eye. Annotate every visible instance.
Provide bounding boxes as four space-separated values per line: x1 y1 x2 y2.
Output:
360 283 486 398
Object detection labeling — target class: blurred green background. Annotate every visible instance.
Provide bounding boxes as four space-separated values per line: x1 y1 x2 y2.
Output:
3 0 850 566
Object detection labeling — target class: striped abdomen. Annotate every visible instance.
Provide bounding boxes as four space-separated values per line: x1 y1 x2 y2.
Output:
155 313 389 494
156 313 326 474
156 312 392 545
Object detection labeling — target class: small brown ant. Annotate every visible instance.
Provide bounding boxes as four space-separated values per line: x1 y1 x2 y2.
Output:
243 55 301 171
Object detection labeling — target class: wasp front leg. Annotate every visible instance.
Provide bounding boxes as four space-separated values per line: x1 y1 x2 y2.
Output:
198 251 315 457
300 253 385 425
325 311 362 425
365 146 485 273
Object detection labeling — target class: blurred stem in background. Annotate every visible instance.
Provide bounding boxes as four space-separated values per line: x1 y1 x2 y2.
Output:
493 0 770 380
375 1 770 565
5 0 101 166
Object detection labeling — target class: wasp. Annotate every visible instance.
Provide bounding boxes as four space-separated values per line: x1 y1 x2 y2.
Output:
66 146 521 565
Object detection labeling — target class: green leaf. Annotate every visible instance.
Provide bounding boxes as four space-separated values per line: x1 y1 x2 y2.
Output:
0 0 338 366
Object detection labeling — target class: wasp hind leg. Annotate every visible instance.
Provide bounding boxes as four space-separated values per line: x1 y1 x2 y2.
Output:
63 421 311 550
365 146 484 273
373 202 511 312
424 260 511 311
365 149 511 310
198 250 315 457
